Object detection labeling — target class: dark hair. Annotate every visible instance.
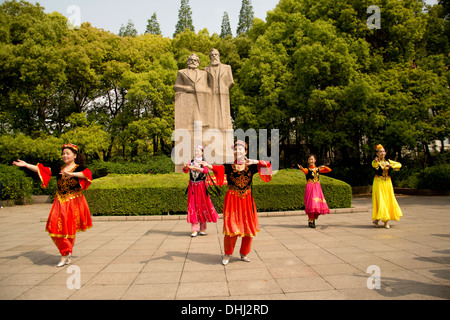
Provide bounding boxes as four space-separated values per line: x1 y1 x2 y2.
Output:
62 147 86 167
307 154 317 161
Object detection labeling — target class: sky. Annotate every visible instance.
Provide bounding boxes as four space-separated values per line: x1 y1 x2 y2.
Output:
22 0 281 37
4 0 439 38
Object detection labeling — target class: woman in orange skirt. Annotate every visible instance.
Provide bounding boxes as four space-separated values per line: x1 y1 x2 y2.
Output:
203 140 272 265
13 143 92 267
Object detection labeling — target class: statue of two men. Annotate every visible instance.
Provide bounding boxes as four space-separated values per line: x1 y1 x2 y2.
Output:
204 49 234 131
174 49 234 132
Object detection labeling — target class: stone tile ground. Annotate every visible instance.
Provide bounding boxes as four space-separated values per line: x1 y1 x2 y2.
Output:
0 196 449 300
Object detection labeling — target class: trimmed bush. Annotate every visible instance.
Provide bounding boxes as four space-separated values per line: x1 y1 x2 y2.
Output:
392 164 450 191
89 155 174 179
0 164 33 204
84 169 352 216
417 164 450 191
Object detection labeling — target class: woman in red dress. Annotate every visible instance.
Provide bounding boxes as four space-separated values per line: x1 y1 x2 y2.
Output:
13 143 92 267
183 145 219 237
203 140 272 265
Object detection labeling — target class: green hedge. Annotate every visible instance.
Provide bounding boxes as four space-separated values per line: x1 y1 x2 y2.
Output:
89 155 174 179
84 169 352 216
417 164 450 190
394 164 450 190
0 164 33 204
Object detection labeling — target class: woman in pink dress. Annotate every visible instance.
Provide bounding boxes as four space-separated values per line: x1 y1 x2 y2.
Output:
298 154 331 228
183 146 219 237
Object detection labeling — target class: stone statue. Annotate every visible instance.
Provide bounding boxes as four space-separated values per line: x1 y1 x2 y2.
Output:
173 50 235 171
174 53 210 131
204 48 234 131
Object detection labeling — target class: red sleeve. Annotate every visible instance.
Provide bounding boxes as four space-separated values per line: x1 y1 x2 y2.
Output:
37 163 52 189
202 167 209 174
319 166 331 174
300 168 308 175
257 161 272 183
182 165 189 173
79 168 92 190
211 165 226 187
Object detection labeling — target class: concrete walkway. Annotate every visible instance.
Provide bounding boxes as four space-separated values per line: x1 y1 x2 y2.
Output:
0 196 449 300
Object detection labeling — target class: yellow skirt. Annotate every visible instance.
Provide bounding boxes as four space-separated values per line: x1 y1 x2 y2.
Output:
372 177 403 222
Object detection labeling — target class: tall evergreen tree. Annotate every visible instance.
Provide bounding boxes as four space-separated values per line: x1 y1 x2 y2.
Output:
237 0 254 35
220 11 232 38
438 0 449 18
145 12 162 35
118 19 138 37
174 0 194 38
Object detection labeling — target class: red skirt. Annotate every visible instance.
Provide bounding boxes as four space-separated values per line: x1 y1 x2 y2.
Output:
223 190 259 238
304 182 330 215
186 180 219 224
46 194 93 239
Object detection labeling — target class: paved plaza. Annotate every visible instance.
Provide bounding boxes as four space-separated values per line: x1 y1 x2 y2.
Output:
0 195 449 300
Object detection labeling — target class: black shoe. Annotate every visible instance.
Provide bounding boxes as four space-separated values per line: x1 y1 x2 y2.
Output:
308 221 316 228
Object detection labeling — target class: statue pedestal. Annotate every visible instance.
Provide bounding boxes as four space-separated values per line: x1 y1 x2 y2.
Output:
173 126 234 172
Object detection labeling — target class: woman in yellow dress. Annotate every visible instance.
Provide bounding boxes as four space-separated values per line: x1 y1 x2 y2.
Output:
372 144 403 229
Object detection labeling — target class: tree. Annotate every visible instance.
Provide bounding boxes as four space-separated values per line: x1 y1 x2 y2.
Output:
236 0 376 166
61 113 110 161
438 0 449 18
172 28 214 67
0 0 69 134
237 0 254 35
0 134 63 164
58 23 111 126
174 0 194 38
232 0 450 169
1 0 447 168
119 19 138 37
220 11 232 38
145 12 161 35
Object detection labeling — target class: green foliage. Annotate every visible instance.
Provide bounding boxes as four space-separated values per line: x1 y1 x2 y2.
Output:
32 176 57 197
233 0 449 168
89 155 174 178
119 19 138 37
328 166 374 187
84 169 352 216
0 134 63 164
237 0 254 35
0 0 448 173
417 164 450 190
61 114 111 160
395 169 421 189
174 0 195 38
145 13 162 36
220 12 232 39
0 164 33 203
383 163 450 191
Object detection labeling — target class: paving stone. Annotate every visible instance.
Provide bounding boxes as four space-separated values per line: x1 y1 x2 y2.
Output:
0 196 448 302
